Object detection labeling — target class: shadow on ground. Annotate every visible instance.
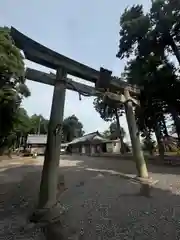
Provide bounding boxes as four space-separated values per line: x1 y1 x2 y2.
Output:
1 156 180 239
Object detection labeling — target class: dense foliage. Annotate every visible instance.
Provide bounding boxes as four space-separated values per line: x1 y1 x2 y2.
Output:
93 96 127 153
102 121 125 140
12 110 84 149
0 26 85 153
93 1 180 157
116 0 180 154
0 26 30 153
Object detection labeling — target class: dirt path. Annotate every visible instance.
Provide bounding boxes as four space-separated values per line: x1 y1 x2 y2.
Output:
1 155 180 239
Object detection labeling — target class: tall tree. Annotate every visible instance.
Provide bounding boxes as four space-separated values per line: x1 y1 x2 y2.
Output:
150 0 180 64
0 26 30 153
117 3 180 156
21 113 84 143
117 1 180 63
116 5 151 177
124 53 178 158
29 114 49 135
13 107 31 148
109 121 126 140
63 115 84 142
116 5 151 59
93 96 126 153
102 122 126 141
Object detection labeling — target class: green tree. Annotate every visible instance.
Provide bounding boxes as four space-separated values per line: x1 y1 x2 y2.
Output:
116 5 152 177
117 1 180 63
22 113 84 143
110 0 180 176
123 39 180 156
102 123 126 141
117 3 180 157
93 96 126 153
29 114 49 135
116 5 151 59
150 0 180 64
109 121 126 140
12 107 31 148
142 134 155 155
0 26 30 153
63 115 84 142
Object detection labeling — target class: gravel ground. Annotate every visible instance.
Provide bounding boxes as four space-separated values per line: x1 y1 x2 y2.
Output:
60 174 180 240
1 155 180 239
0 158 45 240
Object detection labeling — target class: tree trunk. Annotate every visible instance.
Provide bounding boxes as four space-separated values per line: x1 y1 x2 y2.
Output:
38 68 66 209
144 130 154 156
114 109 125 154
162 116 168 136
171 108 180 142
169 36 180 65
154 122 165 159
124 89 148 178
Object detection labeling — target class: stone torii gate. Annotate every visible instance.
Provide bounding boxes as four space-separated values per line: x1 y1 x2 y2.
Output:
11 27 148 213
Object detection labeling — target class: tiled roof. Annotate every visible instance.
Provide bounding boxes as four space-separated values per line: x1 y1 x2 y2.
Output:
69 131 108 145
27 132 111 146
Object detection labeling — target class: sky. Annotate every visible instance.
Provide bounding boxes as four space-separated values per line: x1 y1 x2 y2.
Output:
0 0 151 142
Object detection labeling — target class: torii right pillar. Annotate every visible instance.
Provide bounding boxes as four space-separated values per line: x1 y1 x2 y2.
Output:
124 88 148 178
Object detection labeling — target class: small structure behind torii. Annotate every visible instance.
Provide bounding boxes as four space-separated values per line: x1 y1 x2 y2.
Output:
10 27 148 212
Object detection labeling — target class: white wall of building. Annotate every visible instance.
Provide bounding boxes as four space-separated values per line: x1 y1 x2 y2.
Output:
106 141 121 153
106 143 113 153
113 141 121 153
81 145 86 154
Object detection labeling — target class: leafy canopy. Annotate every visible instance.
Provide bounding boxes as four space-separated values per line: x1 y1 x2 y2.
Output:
0 26 30 150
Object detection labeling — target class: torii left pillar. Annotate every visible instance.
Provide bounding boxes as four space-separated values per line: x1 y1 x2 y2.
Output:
38 68 67 209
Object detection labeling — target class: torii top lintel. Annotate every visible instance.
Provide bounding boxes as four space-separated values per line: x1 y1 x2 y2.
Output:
10 27 141 95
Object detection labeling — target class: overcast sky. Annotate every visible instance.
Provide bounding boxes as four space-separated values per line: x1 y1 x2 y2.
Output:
0 0 151 142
